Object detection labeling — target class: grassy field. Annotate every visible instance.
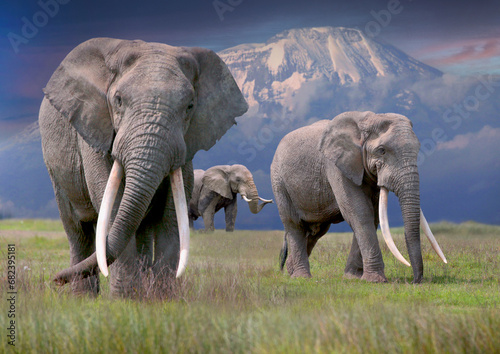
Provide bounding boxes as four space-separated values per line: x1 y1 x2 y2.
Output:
1 219 499 353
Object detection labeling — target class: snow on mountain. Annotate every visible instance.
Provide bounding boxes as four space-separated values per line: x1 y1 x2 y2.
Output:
219 27 441 116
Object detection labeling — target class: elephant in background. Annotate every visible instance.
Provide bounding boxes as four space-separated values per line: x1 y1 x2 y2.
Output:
39 38 248 296
189 165 273 232
271 111 447 284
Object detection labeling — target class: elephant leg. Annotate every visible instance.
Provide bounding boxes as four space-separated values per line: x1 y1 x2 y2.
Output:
55 191 100 295
285 225 311 278
330 178 387 283
224 199 237 232
306 223 330 257
279 232 288 271
70 221 100 295
344 234 364 279
189 216 194 229
202 196 219 232
152 162 193 296
152 215 178 297
109 237 142 297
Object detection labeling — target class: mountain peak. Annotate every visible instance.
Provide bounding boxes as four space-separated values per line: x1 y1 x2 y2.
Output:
220 26 441 87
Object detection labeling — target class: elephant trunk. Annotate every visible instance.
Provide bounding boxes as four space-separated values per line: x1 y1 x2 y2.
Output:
53 125 189 284
104 154 167 263
241 179 273 214
395 166 424 283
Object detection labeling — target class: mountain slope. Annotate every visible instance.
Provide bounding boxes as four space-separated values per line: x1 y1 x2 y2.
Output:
219 27 441 114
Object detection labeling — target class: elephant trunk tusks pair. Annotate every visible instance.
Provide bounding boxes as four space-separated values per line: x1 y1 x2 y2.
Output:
379 187 447 266
96 160 189 279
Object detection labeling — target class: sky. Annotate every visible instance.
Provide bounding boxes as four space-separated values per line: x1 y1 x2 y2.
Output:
0 0 499 227
1 0 499 141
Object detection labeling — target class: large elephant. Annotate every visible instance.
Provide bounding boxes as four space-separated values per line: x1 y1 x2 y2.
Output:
189 165 273 232
271 111 447 283
39 38 248 296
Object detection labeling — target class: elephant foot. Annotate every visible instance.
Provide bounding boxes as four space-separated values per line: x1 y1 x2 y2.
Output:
412 276 423 284
287 263 312 278
291 273 312 278
290 270 312 278
343 271 363 280
225 228 234 232
64 272 100 296
361 272 388 283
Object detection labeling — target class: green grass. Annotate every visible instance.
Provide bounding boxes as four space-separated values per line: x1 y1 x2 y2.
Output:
0 219 64 232
1 220 499 353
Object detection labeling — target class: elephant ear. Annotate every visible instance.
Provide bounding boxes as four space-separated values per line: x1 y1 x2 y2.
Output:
319 111 372 186
42 38 123 154
183 47 248 161
202 166 233 199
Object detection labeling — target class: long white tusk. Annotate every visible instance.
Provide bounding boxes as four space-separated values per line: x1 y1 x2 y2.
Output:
379 187 411 267
258 197 273 203
96 160 124 277
170 168 190 278
242 195 252 202
420 210 448 263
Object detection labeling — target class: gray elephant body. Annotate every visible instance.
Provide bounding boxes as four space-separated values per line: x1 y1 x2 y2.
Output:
272 112 426 283
189 165 272 232
39 38 247 296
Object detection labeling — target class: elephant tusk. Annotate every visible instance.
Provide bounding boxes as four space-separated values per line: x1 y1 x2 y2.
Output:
420 210 448 263
258 197 273 203
170 168 190 278
96 160 124 277
242 195 252 202
379 187 411 267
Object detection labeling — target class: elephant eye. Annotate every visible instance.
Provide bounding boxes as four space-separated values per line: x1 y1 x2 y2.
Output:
186 102 194 112
375 146 386 156
114 94 123 108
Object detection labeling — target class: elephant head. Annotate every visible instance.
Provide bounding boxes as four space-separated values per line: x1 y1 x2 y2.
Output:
319 111 446 283
45 38 248 282
202 164 273 213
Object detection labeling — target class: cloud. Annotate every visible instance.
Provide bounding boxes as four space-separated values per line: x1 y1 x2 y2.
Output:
416 38 500 64
421 125 500 184
418 124 500 223
414 38 500 75
437 125 500 151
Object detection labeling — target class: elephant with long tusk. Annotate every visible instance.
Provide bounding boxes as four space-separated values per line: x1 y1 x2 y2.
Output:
39 38 248 296
188 164 273 232
271 111 447 284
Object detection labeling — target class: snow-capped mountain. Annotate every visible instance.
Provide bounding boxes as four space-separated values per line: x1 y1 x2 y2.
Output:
219 27 441 118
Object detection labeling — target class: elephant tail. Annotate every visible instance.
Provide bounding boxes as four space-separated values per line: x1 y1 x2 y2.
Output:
279 233 288 271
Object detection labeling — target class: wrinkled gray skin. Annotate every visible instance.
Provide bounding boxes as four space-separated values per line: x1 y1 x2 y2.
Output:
189 165 273 232
271 111 424 283
39 38 248 296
